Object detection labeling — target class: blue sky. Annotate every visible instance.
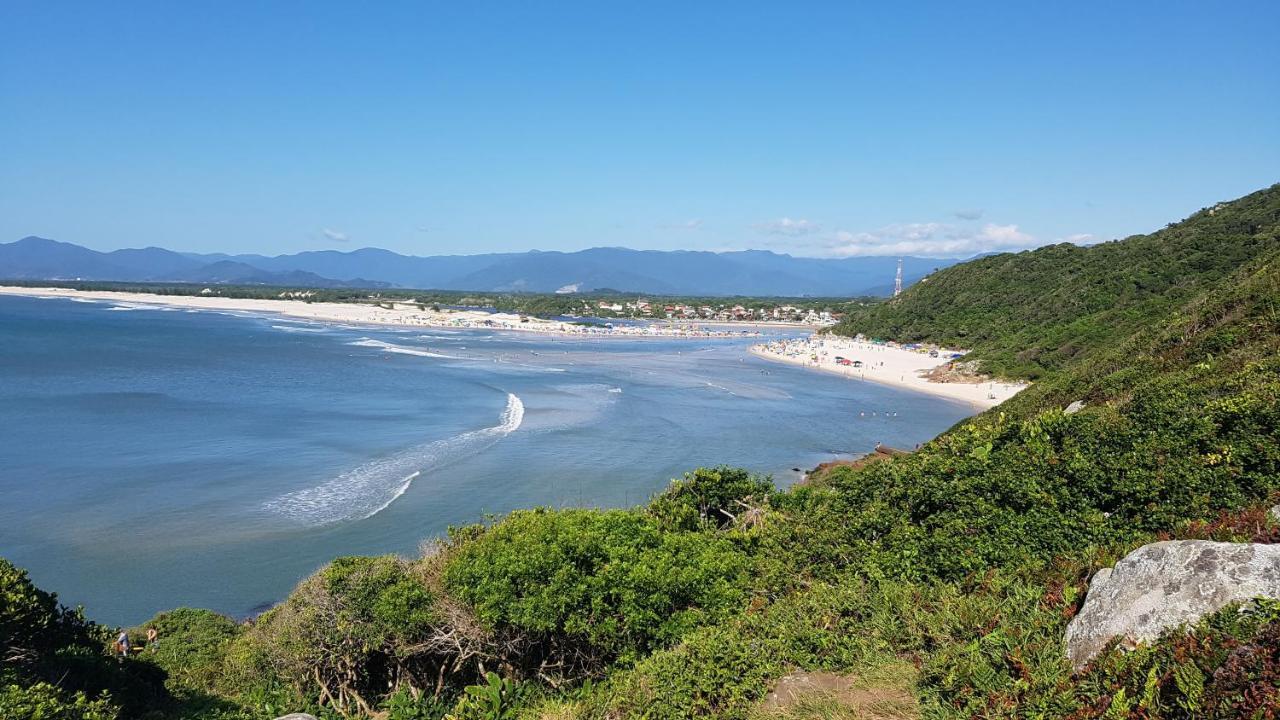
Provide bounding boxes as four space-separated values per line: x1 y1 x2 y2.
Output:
2 1 1277 258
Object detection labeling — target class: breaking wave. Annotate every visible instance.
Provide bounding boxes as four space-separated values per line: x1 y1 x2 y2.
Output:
263 393 524 524
106 303 178 312
347 338 462 359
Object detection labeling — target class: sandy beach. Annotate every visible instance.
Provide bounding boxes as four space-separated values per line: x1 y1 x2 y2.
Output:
0 286 763 339
752 335 1027 409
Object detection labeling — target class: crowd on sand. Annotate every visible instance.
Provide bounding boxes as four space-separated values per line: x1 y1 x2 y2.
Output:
751 334 1027 409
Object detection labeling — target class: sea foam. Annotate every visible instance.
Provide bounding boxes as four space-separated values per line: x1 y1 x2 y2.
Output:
348 337 461 359
263 393 524 524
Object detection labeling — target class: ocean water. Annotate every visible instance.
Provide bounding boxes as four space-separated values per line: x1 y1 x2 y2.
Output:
0 295 974 624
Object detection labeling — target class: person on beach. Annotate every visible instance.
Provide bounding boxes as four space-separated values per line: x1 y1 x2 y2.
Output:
147 627 158 652
116 630 130 657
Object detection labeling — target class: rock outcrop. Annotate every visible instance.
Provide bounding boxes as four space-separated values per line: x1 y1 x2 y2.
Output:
807 445 908 483
1065 540 1280 669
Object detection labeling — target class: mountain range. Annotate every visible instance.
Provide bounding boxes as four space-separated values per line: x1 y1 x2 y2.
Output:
0 236 962 296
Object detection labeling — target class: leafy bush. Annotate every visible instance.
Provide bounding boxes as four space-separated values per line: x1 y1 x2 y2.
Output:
0 682 118 720
134 608 242 692
1 558 97 680
382 687 453 720
446 672 525 720
443 508 749 667
239 555 441 716
647 466 775 532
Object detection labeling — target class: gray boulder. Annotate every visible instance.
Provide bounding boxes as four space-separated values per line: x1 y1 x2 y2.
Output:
1064 400 1086 415
1270 505 1279 522
1065 540 1280 669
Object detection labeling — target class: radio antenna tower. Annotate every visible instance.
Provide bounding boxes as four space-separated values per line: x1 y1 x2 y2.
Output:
893 258 903 297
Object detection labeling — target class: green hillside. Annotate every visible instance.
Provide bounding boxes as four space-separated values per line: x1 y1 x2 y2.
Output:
831 184 1280 379
3 185 1279 720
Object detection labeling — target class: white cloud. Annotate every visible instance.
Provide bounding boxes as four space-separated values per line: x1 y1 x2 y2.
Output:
659 219 703 230
322 228 349 242
979 223 1033 245
754 217 821 236
1058 233 1095 245
823 222 1036 257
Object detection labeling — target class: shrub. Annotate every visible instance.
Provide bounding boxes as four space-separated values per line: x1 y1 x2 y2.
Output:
446 672 526 720
443 508 749 668
241 555 441 716
648 467 775 532
1 557 97 679
133 607 242 692
0 682 118 720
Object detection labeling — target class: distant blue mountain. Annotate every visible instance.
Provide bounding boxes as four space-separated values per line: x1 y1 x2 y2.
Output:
105 246 206 278
0 237 383 289
0 236 132 280
1 236 962 296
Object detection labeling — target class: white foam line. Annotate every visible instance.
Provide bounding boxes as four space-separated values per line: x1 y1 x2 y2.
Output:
347 337 462 359
272 324 326 333
704 381 738 396
264 393 523 524
361 471 420 520
107 303 176 311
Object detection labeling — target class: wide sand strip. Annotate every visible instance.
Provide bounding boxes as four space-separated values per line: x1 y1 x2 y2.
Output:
751 335 1027 409
0 286 764 339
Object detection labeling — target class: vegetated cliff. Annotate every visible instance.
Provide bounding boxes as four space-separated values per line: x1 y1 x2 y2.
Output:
2 185 1279 719
831 184 1280 380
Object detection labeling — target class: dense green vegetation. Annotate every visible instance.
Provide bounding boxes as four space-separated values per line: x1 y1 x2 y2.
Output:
442 508 750 665
831 185 1280 380
3 185 1279 718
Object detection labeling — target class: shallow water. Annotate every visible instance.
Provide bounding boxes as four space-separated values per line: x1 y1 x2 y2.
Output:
0 295 973 624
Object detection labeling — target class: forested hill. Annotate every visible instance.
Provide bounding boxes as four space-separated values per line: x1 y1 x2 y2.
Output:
831 184 1280 379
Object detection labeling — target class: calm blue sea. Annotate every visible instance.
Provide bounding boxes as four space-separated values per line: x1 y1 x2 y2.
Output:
0 295 973 624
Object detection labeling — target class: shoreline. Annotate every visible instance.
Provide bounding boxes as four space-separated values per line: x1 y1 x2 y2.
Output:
2 285 1021 408
751 335 1027 410
0 286 778 339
